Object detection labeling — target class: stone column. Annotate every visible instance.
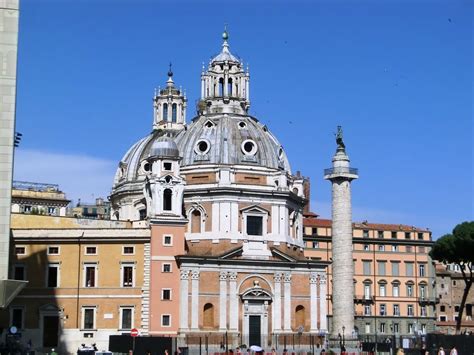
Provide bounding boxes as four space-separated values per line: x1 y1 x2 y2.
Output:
319 274 327 332
191 269 200 330
273 273 282 332
310 272 319 332
324 130 358 337
229 271 238 331
219 271 228 330
180 270 190 330
283 272 292 331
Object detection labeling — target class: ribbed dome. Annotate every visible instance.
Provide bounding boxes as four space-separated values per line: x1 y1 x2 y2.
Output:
149 136 179 158
174 114 291 172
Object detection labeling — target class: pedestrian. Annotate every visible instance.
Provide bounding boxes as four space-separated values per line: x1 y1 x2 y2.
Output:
396 348 404 355
50 348 58 355
320 349 326 355
449 347 457 355
165 349 169 355
438 347 445 355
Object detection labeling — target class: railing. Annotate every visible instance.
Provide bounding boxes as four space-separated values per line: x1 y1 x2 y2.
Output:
418 296 439 304
12 180 59 192
324 167 358 175
354 295 375 303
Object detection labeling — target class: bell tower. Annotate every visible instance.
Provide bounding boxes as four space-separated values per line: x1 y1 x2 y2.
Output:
199 28 250 115
153 65 187 131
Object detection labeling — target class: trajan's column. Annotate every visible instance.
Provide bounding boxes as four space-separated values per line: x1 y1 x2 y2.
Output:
324 126 358 339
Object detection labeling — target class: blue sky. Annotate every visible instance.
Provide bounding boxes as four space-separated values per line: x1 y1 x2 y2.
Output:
13 0 473 238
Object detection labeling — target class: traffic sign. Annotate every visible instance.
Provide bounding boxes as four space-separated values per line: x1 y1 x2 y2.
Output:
130 328 139 337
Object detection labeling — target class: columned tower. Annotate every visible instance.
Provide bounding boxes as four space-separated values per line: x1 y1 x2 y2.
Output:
324 126 358 339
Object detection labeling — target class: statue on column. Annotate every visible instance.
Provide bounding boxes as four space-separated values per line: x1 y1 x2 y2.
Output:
336 125 345 150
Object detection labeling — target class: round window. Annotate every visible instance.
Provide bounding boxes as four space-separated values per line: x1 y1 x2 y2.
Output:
194 139 210 155
143 163 151 172
241 139 258 156
238 121 247 129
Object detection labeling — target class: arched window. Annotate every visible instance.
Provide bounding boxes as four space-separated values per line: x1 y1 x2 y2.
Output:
295 305 305 330
191 210 202 233
139 208 147 220
227 78 233 96
163 103 168 121
218 78 224 96
163 189 172 211
172 103 177 123
203 303 214 328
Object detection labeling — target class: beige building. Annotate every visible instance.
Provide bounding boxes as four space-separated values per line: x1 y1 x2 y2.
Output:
11 181 70 217
2 214 149 352
70 197 110 220
435 264 474 334
303 214 436 340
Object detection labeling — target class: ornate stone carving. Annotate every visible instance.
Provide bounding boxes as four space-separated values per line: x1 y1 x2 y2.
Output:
283 272 292 283
191 269 200 280
310 272 318 284
180 270 190 280
319 274 327 285
219 271 228 281
274 272 282 282
228 271 237 281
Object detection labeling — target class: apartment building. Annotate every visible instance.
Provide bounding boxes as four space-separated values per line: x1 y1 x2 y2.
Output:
303 214 436 339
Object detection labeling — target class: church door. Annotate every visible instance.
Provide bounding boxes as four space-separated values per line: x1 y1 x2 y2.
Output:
249 315 261 347
43 315 59 347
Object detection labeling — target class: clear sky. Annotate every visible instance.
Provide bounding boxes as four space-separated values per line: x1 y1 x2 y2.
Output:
13 0 473 238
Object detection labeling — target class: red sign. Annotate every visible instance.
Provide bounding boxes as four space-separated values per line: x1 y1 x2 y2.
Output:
131 328 139 337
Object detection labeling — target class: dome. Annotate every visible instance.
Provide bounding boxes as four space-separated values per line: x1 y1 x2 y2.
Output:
149 136 179 158
174 114 291 172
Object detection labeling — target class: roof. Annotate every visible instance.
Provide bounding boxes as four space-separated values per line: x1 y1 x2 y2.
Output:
303 216 430 232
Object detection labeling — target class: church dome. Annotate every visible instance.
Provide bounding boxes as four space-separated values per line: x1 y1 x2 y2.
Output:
174 114 291 172
149 136 179 158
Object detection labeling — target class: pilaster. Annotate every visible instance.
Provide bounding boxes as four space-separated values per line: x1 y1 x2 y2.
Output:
273 272 282 332
191 269 200 330
180 270 190 331
310 272 318 332
219 271 228 330
283 272 292 331
229 271 238 331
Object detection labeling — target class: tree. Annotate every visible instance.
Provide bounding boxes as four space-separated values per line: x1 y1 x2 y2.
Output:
430 221 474 333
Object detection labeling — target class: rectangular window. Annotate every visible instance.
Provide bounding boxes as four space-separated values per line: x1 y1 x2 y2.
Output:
393 323 399 333
47 246 59 255
364 305 371 316
11 307 23 329
162 263 172 273
123 246 134 255
312 228 318 235
378 261 386 276
406 262 414 276
13 264 25 281
161 314 171 327
380 323 386 334
83 308 95 330
408 323 414 334
393 284 400 297
85 246 97 255
407 284 413 297
47 206 56 215
440 305 446 312
163 235 173 246
420 285 426 299
247 216 263 236
391 231 397 239
15 246 26 255
312 241 319 249
378 231 384 238
122 264 134 287
23 205 32 213
393 304 400 316
84 264 97 287
365 323 371 334
364 244 370 251
162 289 171 300
379 284 386 297
363 261 371 276
391 262 400 276
47 264 59 287
380 304 386 316
417 232 423 240
407 304 414 316
363 230 369 238
439 315 447 322
120 307 133 330
163 162 172 171
364 284 371 299
392 245 398 252
419 264 426 277
405 232 411 239
378 245 385 251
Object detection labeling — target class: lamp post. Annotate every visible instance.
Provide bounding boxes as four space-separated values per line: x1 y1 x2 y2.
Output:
342 326 345 348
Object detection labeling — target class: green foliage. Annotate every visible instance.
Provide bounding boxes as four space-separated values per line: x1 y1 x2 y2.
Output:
429 221 474 265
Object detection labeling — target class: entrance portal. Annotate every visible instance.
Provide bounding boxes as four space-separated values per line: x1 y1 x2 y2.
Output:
43 315 59 347
249 315 261 347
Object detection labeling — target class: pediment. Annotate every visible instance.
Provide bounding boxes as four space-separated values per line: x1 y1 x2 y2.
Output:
218 246 243 259
240 205 270 215
270 247 296 262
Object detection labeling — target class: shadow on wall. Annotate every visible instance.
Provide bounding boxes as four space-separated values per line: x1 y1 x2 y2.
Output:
0 239 68 354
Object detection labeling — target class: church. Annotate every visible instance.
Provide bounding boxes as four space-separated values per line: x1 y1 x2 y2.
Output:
109 29 329 346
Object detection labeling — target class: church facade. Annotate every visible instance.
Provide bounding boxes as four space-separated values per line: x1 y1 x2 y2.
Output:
109 30 329 347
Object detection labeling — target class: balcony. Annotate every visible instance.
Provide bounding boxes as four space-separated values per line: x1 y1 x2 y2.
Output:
354 295 375 304
418 296 439 305
324 167 359 176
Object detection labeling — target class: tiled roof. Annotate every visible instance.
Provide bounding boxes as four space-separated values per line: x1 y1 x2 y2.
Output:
303 215 430 233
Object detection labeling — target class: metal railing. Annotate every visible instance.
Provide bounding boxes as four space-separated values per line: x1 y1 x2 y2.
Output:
324 167 358 175
12 180 59 192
